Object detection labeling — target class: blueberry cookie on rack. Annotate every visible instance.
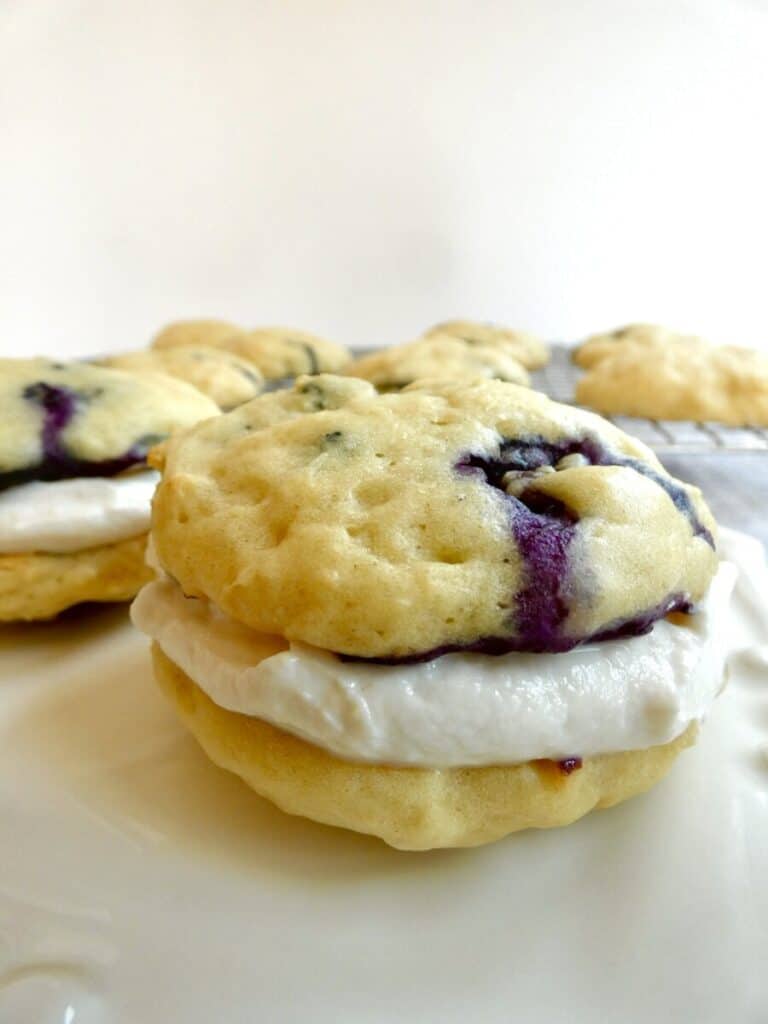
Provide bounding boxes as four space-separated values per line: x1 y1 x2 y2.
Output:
152 319 350 380
572 323 703 369
0 359 217 621
132 374 732 850
345 334 530 390
100 346 264 410
576 337 768 425
423 319 549 369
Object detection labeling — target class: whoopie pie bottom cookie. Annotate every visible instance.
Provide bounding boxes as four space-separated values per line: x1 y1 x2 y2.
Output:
0 535 153 622
154 646 696 851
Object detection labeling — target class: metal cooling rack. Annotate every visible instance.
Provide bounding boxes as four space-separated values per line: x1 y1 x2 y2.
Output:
533 346 768 455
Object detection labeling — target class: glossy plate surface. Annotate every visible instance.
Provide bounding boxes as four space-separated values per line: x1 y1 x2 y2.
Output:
0 529 766 1024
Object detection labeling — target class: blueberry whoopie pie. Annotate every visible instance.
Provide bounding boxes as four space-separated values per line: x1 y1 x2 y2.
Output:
0 358 217 621
131 375 733 849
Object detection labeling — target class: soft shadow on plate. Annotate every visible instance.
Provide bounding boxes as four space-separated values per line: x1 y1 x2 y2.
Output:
10 642 497 885
0 602 130 676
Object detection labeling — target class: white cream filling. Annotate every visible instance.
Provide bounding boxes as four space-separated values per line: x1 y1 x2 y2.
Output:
131 561 736 768
0 471 160 553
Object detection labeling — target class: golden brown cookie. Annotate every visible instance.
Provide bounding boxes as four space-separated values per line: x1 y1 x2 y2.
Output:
345 335 530 389
0 358 218 487
151 319 350 379
0 358 217 621
576 342 768 425
423 319 549 369
150 374 716 660
572 324 703 369
151 319 244 349
100 346 264 410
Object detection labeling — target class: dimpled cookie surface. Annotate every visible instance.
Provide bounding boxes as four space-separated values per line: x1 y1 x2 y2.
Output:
151 375 717 659
576 341 768 425
0 359 218 490
423 319 549 369
572 323 704 369
346 335 530 390
100 346 264 409
152 319 350 379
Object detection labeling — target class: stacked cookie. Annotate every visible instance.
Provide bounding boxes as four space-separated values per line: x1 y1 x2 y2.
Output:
131 374 730 849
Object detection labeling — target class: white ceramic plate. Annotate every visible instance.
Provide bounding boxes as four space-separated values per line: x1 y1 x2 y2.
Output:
1 529 767 1024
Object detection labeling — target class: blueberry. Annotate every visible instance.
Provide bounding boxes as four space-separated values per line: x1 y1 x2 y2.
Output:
22 382 79 460
298 380 329 410
285 340 319 375
346 432 710 663
0 381 156 490
237 367 262 387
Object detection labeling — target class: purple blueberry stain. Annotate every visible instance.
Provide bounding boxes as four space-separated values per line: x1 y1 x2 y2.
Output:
23 381 79 463
344 432 709 663
285 339 319 375
0 381 157 491
455 433 709 651
457 435 713 547
507 489 577 651
557 756 582 774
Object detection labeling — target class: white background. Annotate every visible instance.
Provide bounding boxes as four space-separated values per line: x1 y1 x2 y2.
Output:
1 0 767 358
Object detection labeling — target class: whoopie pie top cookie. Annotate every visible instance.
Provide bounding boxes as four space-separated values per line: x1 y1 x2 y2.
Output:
151 374 717 660
0 359 218 491
152 319 350 379
572 323 703 369
100 345 264 409
423 320 549 369
345 335 530 390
